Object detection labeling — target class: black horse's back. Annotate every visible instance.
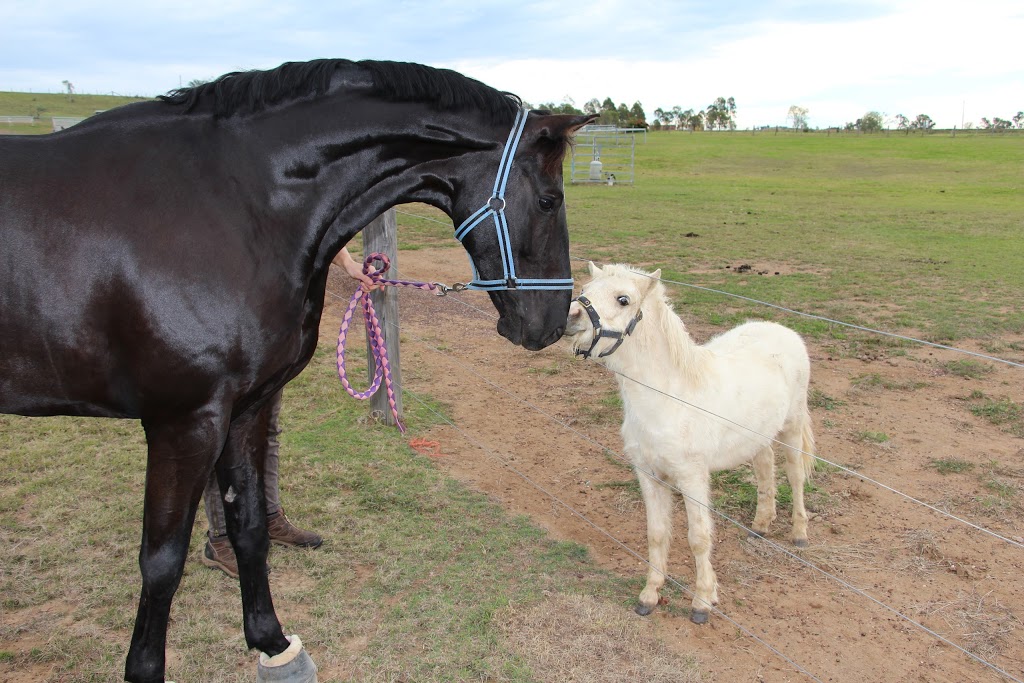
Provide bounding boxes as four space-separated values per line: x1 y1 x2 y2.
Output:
0 57 594 682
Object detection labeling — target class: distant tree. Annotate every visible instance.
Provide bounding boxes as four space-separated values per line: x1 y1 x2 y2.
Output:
61 80 75 100
894 114 910 132
616 102 630 124
787 105 810 130
629 101 647 128
912 114 935 130
684 109 704 131
583 98 601 116
536 101 583 115
670 105 683 128
982 117 1012 130
1014 111 1024 128
706 97 737 130
653 107 667 125
856 111 884 133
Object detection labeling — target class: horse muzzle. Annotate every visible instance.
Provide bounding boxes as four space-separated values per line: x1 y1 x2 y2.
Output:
495 289 571 351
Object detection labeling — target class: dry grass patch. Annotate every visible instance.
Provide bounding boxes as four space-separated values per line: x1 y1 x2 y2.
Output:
914 589 1021 659
498 593 702 683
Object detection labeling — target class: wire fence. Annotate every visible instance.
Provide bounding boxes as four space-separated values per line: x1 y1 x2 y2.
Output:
335 209 1024 681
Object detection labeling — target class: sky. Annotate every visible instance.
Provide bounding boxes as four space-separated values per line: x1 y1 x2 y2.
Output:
1 0 1021 129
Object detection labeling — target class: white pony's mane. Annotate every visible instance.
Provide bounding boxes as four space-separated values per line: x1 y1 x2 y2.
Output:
599 264 709 387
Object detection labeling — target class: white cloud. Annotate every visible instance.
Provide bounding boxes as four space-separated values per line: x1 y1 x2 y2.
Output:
1 0 1020 127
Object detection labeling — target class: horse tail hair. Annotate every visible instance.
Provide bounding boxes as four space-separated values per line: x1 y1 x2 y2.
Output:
800 408 816 481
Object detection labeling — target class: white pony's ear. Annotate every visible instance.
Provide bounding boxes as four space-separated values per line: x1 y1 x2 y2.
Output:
642 268 662 294
588 261 602 276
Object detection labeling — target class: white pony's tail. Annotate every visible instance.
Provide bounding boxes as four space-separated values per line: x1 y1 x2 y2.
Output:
800 408 816 480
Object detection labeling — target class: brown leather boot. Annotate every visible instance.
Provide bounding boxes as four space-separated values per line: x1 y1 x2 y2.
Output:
201 533 239 578
267 509 323 548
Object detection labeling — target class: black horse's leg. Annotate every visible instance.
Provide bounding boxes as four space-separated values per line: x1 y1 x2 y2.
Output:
125 410 227 683
215 399 290 657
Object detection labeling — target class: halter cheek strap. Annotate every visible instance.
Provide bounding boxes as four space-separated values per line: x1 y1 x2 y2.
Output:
453 107 575 292
574 294 643 359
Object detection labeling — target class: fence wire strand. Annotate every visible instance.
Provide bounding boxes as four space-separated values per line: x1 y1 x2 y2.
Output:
370 298 1022 683
393 208 1024 369
326 258 1023 682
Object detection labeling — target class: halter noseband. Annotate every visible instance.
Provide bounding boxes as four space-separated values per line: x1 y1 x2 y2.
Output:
453 108 574 292
573 294 643 359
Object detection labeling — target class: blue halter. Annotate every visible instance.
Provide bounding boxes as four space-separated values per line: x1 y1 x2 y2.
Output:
453 108 575 292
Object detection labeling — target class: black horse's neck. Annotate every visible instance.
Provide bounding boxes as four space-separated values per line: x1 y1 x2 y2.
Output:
181 68 522 394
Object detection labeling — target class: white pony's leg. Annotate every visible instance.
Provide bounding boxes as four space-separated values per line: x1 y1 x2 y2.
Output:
635 469 674 617
779 420 812 547
680 475 718 624
750 446 778 535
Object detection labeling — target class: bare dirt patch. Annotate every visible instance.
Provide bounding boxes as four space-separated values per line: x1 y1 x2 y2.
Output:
329 247 1024 683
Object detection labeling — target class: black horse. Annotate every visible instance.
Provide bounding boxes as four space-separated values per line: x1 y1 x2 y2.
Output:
0 59 593 682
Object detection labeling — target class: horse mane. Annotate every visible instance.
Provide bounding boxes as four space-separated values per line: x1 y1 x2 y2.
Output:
604 264 709 387
159 58 522 124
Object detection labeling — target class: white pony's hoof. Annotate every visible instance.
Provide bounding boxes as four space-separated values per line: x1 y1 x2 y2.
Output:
635 603 656 617
257 635 318 683
690 610 710 625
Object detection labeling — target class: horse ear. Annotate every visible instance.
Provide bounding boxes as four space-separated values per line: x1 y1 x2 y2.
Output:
588 261 602 276
642 269 662 294
529 113 598 141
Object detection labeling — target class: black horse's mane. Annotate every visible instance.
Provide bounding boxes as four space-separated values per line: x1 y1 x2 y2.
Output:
159 59 522 123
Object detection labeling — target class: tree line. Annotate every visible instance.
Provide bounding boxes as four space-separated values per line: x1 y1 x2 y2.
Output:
652 98 737 131
531 96 1021 132
528 96 740 131
529 97 648 128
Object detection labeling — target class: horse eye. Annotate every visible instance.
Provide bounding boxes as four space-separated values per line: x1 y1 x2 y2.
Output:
617 296 630 306
538 196 555 211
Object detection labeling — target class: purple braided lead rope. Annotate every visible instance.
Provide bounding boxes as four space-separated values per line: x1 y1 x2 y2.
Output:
336 253 439 433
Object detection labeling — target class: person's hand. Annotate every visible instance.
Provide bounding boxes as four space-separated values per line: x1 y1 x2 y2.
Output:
334 248 381 292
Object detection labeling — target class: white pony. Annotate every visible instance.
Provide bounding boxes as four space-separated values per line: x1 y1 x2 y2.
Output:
564 263 815 624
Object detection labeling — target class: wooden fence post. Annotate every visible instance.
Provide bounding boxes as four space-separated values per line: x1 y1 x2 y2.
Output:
361 209 403 426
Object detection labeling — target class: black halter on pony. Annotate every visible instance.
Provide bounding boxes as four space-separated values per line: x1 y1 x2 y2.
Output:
573 294 644 359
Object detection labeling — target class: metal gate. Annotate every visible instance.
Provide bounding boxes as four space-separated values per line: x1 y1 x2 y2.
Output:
569 126 641 185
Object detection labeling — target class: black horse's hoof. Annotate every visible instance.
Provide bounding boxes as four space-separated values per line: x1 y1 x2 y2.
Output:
793 538 809 548
690 610 710 625
635 603 655 617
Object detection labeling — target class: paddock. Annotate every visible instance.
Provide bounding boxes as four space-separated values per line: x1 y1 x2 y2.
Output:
2 131 1023 682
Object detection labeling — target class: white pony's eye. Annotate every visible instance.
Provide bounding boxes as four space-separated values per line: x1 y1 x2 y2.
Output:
617 295 630 306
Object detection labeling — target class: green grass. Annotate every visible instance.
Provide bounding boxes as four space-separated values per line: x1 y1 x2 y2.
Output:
550 131 1024 343
855 430 891 444
0 91 150 134
0 340 618 682
965 394 1024 437
809 388 844 411
943 359 995 379
850 373 927 391
711 466 830 520
929 458 976 475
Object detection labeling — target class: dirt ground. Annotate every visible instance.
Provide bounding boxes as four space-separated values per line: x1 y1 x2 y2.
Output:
328 248 1024 683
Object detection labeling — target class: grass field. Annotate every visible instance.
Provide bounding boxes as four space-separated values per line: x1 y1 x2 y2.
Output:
402 130 1024 343
0 91 150 134
2 103 1022 681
